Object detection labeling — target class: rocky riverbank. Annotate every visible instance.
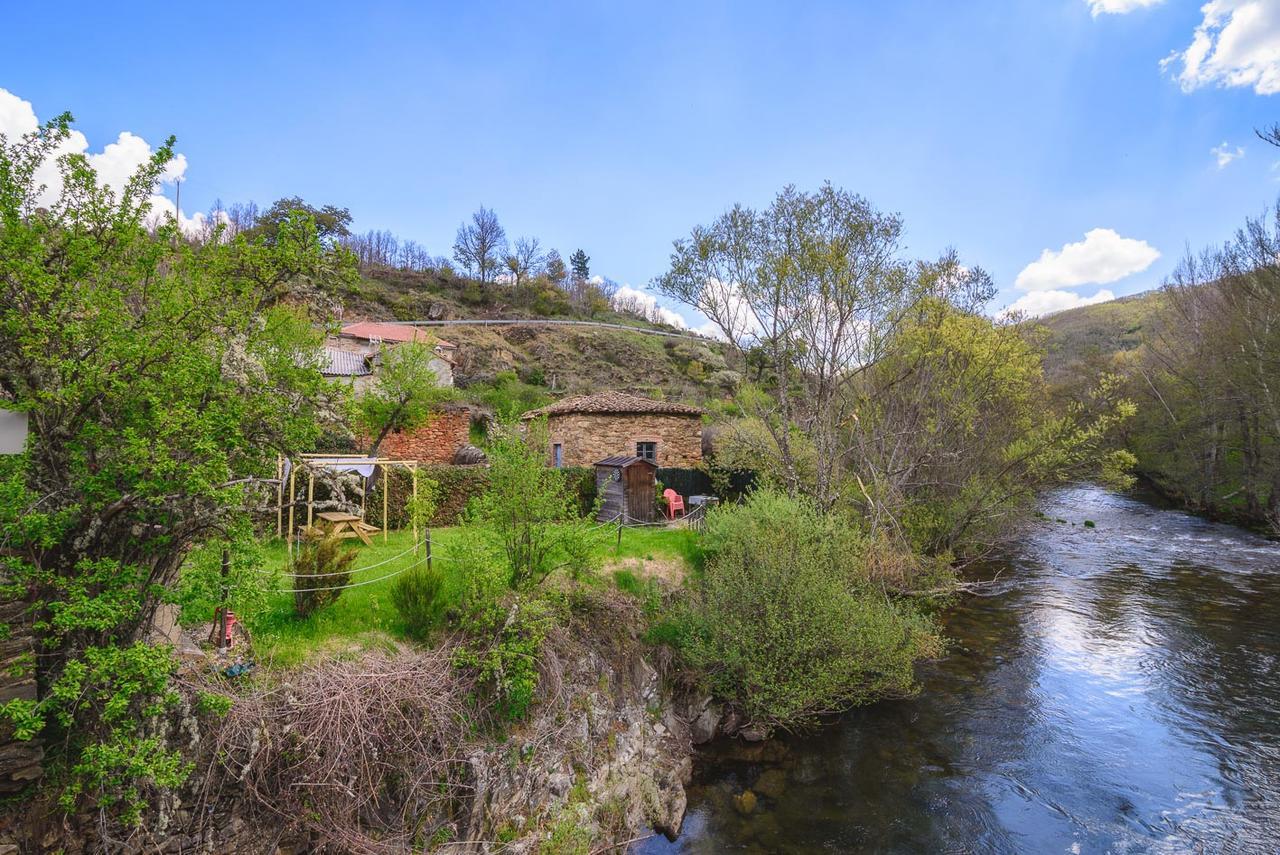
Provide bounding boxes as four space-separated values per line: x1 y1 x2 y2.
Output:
2 590 698 854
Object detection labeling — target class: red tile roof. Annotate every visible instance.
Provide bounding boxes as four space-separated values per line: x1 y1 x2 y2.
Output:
340 322 433 344
522 391 703 419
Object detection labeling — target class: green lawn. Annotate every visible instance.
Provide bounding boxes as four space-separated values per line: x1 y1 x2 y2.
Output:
247 523 699 667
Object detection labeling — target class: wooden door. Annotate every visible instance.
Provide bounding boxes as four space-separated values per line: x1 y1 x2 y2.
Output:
624 465 654 522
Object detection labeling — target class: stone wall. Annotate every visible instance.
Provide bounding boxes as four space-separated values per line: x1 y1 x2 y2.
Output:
546 413 702 468
0 595 42 794
376 407 472 463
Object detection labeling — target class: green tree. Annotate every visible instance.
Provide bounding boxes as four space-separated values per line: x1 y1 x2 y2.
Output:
468 422 600 589
356 340 455 455
544 249 568 285
247 195 353 244
569 248 590 282
0 112 349 824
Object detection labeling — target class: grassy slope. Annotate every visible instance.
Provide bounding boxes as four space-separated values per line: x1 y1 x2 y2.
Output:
1035 289 1165 383
250 525 699 666
337 267 737 405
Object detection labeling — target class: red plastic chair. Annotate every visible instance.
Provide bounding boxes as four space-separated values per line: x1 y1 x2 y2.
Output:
663 488 686 520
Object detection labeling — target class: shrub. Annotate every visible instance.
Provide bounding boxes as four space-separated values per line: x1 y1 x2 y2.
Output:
449 536 556 722
468 370 553 423
469 422 600 590
678 488 943 733
292 529 357 617
391 563 448 640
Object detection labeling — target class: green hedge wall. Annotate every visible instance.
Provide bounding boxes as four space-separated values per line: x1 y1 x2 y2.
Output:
366 464 597 529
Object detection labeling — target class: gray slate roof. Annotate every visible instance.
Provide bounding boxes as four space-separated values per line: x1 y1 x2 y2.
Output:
323 347 372 377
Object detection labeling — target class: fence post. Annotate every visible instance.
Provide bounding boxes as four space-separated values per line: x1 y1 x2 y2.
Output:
616 517 623 554
426 527 433 573
217 548 229 652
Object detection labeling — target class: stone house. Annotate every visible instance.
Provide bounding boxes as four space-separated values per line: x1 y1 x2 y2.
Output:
521 391 703 468
323 321 470 463
324 321 456 392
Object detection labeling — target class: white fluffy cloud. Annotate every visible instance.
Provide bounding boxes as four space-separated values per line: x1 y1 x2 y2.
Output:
1162 0 1280 95
1014 228 1160 291
1002 288 1116 318
1087 0 1165 16
0 87 204 233
1212 141 1245 167
612 284 690 329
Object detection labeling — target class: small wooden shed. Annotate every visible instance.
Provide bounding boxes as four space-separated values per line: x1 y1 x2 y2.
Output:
594 456 658 523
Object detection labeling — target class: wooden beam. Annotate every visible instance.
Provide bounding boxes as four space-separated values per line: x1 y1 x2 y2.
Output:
287 464 296 558
275 456 283 538
382 462 389 544
306 471 314 529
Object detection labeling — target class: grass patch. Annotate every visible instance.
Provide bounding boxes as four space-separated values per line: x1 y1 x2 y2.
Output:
242 525 697 666
609 525 701 567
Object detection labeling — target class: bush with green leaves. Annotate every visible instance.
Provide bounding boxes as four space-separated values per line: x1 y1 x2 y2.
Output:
391 563 448 640
468 422 602 590
292 529 357 617
445 530 555 721
677 489 944 733
172 521 270 626
467 370 553 423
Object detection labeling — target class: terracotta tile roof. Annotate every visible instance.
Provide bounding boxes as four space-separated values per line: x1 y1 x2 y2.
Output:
340 321 433 344
521 391 703 420
322 347 372 376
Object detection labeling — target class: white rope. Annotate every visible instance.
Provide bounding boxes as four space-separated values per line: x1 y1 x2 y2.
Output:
275 555 430 593
259 540 421 578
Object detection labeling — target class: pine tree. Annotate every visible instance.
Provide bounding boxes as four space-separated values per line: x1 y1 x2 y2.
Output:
570 248 590 281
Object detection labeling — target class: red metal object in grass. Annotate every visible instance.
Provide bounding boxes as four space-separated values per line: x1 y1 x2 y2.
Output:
211 607 238 648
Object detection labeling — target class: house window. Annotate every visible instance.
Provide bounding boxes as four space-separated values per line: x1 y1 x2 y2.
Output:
552 443 564 468
636 441 657 462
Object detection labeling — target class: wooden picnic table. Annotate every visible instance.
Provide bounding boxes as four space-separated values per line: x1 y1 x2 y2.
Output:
315 511 380 546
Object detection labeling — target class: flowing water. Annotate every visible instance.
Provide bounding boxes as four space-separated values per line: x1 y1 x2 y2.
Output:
638 485 1280 854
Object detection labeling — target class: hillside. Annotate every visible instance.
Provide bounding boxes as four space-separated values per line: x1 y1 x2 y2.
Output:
337 266 739 409
1035 289 1165 383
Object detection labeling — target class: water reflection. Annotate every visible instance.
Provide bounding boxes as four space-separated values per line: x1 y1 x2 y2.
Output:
639 486 1280 853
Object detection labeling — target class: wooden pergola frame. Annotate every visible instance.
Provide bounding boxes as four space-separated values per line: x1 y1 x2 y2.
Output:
276 454 421 555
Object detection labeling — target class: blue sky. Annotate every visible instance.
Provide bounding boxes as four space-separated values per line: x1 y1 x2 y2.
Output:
4 0 1280 324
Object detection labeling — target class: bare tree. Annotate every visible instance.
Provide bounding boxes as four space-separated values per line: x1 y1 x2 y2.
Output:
656 184 914 507
453 206 507 284
505 236 545 293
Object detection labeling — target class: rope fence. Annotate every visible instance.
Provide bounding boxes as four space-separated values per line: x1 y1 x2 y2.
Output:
273 553 435 593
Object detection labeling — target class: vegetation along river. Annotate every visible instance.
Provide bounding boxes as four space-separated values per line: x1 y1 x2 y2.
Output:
640 484 1280 853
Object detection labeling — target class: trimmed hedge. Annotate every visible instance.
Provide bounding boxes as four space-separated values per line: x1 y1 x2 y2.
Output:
366 464 597 529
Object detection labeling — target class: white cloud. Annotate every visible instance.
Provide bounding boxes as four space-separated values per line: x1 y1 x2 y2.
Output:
612 285 689 329
1002 288 1116 318
1014 228 1160 291
0 87 198 233
1087 0 1165 16
1212 141 1245 167
1162 0 1280 95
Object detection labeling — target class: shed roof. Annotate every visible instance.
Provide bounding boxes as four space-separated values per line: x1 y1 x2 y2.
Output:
322 346 372 377
594 455 658 468
522 391 702 420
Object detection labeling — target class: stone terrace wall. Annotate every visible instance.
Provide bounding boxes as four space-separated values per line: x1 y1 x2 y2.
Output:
0 594 42 794
377 408 471 464
547 413 702 468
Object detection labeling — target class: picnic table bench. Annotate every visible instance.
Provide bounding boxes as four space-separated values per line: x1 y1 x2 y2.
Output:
315 511 380 546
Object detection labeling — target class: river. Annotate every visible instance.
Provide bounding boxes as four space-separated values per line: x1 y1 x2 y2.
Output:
638 485 1280 853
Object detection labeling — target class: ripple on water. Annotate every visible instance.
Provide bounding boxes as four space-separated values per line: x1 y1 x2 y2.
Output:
638 485 1280 854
